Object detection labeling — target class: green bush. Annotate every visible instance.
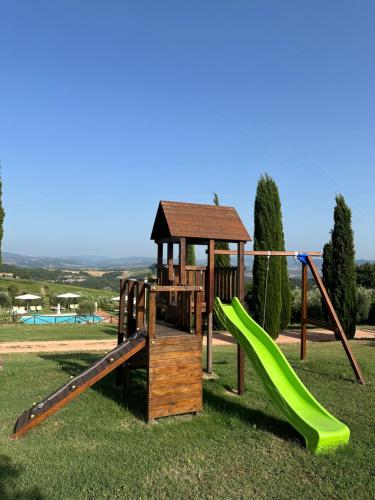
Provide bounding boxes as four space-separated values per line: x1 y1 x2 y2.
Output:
49 294 59 307
77 298 95 315
365 290 375 325
356 287 373 324
7 284 19 300
97 296 114 311
290 286 324 324
0 307 15 323
0 291 11 308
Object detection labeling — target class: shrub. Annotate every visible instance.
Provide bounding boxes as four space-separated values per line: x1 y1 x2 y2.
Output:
0 291 11 308
290 286 324 324
97 296 114 311
356 287 373 324
49 294 59 307
7 284 19 300
77 298 95 315
0 307 14 323
368 292 375 325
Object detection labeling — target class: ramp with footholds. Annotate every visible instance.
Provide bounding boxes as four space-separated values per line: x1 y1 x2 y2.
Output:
12 332 147 439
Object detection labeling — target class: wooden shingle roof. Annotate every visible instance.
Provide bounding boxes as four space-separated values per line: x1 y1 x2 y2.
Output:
151 201 251 243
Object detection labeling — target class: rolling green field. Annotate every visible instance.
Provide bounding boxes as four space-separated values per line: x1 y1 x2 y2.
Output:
0 323 117 342
0 277 115 301
0 341 373 499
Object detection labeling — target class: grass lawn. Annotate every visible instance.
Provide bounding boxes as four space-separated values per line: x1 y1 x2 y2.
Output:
0 324 117 342
0 341 374 499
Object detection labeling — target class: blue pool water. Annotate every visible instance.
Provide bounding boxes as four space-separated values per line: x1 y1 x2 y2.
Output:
20 314 103 325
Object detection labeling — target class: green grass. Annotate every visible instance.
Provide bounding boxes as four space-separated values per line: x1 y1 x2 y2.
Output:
0 341 374 499
0 323 117 342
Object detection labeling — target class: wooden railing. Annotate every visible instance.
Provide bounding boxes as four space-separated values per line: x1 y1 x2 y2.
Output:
157 264 238 304
214 267 238 303
117 279 203 346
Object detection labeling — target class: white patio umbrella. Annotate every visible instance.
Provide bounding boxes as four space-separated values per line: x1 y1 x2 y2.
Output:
57 292 81 310
56 303 61 315
15 293 41 311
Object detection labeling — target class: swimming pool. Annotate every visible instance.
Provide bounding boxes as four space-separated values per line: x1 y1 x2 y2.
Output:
20 314 104 325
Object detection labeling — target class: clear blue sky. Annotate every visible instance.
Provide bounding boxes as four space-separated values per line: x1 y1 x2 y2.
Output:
1 1 374 259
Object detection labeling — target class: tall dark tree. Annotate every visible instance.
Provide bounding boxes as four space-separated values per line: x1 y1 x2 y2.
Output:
252 175 290 337
213 193 230 268
0 171 4 263
322 242 333 320
186 244 196 266
323 195 357 339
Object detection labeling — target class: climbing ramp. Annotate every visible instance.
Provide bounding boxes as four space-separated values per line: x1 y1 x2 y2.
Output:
12 332 146 439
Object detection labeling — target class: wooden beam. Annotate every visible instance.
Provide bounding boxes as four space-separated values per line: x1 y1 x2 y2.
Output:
136 282 146 331
117 279 127 345
157 243 164 288
150 285 203 292
206 239 215 374
213 250 322 257
167 243 174 281
127 280 136 337
300 263 308 361
237 241 245 395
306 256 365 384
148 290 156 339
179 238 187 284
116 278 127 386
195 290 203 337
306 317 336 331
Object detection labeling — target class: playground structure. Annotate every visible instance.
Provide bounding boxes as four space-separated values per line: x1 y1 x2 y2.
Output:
12 200 364 450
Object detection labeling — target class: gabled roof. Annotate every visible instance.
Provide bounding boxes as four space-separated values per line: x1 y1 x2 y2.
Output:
151 201 251 242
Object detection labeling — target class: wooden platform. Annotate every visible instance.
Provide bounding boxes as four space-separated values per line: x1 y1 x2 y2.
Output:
155 321 191 337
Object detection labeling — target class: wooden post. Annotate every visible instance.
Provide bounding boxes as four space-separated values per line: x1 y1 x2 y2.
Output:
148 290 156 340
301 263 308 361
127 280 136 337
195 289 203 337
167 243 174 305
206 239 215 374
136 282 146 331
179 238 186 284
117 279 127 345
237 241 245 395
177 238 187 326
157 243 163 318
116 278 127 386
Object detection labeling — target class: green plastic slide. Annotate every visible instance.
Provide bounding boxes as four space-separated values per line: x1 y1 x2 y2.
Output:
214 297 350 453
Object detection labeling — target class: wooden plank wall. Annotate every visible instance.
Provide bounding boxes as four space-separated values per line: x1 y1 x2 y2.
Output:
147 335 202 420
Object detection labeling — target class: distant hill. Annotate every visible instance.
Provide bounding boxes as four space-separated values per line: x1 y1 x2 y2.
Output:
3 252 155 270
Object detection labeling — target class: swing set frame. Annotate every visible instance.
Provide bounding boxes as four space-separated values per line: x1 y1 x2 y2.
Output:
214 248 365 385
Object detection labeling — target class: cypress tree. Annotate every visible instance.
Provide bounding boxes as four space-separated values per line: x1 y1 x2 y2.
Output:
0 171 4 263
186 244 196 266
322 242 333 320
328 195 357 339
213 193 230 268
252 175 290 337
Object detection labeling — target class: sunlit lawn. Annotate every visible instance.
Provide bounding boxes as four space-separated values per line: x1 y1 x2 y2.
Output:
0 341 373 499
